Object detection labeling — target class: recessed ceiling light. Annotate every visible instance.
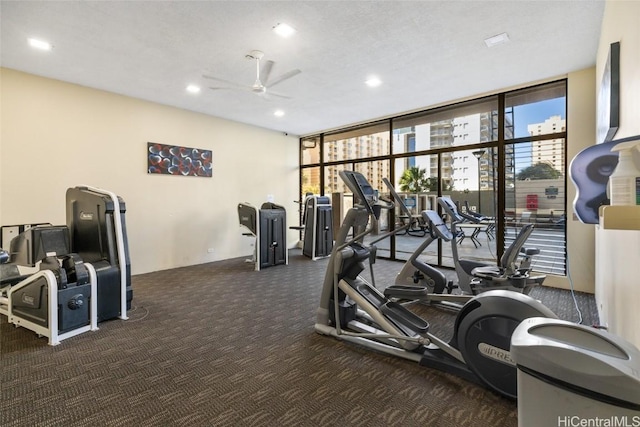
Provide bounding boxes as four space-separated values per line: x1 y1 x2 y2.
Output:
28 38 52 51
273 23 296 38
484 32 510 48
274 110 285 117
365 77 382 88
186 85 201 94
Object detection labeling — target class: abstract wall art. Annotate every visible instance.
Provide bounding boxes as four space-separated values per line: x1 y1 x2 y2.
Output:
147 142 212 177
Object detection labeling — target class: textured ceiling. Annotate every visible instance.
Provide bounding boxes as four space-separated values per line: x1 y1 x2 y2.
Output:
0 1 605 137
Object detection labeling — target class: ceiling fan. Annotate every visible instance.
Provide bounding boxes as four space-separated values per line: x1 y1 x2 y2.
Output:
203 50 301 99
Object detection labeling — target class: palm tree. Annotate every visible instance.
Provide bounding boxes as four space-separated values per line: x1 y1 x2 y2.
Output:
399 166 429 193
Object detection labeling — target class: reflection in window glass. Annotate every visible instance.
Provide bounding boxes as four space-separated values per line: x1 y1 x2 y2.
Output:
298 167 322 235
353 161 390 197
324 123 389 162
301 80 567 276
506 139 566 275
505 81 566 139
440 149 497 269
391 157 439 262
301 167 321 198
324 164 352 195
393 97 499 154
324 164 353 244
301 137 321 165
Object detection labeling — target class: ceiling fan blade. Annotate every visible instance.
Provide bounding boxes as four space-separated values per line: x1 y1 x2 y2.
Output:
208 86 257 97
260 60 274 86
202 74 248 90
265 69 301 89
265 91 291 100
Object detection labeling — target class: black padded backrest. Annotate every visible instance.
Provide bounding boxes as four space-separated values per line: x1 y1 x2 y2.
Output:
438 197 479 223
9 225 70 266
438 197 461 221
464 200 488 220
501 224 534 269
238 203 257 234
422 210 453 241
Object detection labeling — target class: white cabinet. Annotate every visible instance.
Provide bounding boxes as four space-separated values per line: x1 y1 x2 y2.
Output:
595 206 640 349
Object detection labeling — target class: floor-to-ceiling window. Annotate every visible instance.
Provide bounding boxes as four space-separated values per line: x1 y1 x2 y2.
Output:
504 81 567 274
299 80 567 275
390 97 499 267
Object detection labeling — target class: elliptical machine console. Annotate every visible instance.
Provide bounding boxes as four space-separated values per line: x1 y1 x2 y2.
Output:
315 171 557 398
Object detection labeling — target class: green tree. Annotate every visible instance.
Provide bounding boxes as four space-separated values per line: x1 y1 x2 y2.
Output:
399 167 429 192
516 163 562 180
428 178 454 192
399 166 452 192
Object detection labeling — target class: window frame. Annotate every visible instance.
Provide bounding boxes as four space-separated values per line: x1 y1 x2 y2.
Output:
299 80 567 275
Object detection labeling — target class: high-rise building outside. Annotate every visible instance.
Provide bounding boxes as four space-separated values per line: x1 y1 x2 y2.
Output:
319 110 516 194
528 115 566 173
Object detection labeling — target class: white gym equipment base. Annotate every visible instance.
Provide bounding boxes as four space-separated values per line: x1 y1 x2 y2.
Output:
0 265 99 346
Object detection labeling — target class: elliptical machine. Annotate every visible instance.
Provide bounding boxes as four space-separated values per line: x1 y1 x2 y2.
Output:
315 171 557 399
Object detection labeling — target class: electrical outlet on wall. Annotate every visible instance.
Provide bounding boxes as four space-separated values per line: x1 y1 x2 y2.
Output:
207 248 214 253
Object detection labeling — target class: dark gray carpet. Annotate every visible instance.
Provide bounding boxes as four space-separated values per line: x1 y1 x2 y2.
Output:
1 250 598 426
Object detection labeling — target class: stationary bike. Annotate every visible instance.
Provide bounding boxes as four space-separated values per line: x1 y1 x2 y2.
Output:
387 183 545 304
434 196 546 295
315 171 557 399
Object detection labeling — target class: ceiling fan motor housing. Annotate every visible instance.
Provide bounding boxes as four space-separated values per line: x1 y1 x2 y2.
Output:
246 50 264 60
252 83 266 93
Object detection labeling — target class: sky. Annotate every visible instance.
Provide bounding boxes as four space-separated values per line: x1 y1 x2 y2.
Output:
512 97 566 138
512 97 566 173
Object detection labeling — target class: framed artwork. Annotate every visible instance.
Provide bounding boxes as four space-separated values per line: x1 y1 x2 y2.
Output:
147 142 212 177
597 41 620 143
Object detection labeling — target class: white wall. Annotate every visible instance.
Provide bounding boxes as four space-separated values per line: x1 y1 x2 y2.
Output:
597 1 640 141
0 68 300 275
593 0 640 346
